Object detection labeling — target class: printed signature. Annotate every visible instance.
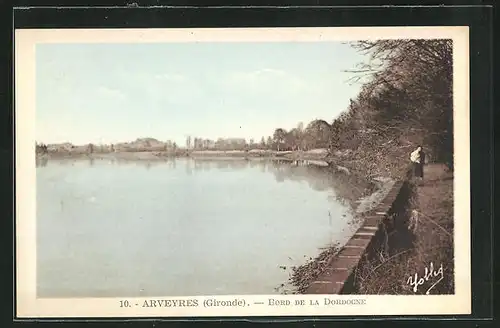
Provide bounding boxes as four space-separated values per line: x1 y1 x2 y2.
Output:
406 262 444 295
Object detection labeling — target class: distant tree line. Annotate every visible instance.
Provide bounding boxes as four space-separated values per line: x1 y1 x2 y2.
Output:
183 120 335 152
35 142 48 154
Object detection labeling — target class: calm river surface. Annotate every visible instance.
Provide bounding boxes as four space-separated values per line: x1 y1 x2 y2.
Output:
36 157 362 297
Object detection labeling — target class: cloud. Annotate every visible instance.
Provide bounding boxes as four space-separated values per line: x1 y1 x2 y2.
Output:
97 86 127 101
150 73 207 105
225 68 305 93
154 73 188 83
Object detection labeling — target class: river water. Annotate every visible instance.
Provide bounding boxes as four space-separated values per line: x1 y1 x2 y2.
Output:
36 157 364 297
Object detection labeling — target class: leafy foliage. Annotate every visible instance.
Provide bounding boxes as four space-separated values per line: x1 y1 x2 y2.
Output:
335 39 454 177
250 39 453 176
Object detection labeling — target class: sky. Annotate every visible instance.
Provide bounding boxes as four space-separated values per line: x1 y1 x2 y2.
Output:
36 42 367 146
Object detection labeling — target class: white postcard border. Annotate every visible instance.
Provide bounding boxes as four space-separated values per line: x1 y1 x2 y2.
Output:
15 26 470 318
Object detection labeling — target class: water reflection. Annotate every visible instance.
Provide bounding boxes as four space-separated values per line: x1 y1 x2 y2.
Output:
37 157 372 207
218 160 365 203
185 158 373 207
36 156 368 297
185 159 193 176
36 157 49 167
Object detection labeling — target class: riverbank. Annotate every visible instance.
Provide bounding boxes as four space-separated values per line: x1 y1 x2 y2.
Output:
288 163 454 295
285 174 396 294
353 164 454 294
36 148 331 161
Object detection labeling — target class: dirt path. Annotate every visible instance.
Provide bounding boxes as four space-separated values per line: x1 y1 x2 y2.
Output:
409 163 454 294
351 163 455 295
414 163 454 238
420 163 452 184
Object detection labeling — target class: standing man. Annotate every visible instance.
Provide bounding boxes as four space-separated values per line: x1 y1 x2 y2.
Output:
410 145 426 181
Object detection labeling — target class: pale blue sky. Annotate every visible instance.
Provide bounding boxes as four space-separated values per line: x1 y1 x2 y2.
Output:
36 42 366 146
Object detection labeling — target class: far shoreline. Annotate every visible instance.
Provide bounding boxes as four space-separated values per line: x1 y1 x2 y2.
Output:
36 149 336 164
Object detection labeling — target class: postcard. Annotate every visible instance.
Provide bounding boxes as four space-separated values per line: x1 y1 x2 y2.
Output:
15 26 470 318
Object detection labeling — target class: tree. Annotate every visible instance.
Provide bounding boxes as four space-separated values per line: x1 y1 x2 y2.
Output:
207 139 212 149
273 128 287 151
294 122 305 150
341 39 453 172
286 128 301 151
304 120 331 149
297 122 304 132
260 137 266 148
266 136 273 149
329 118 344 149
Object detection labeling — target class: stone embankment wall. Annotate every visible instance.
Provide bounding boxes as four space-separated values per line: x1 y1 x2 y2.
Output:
305 179 410 294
